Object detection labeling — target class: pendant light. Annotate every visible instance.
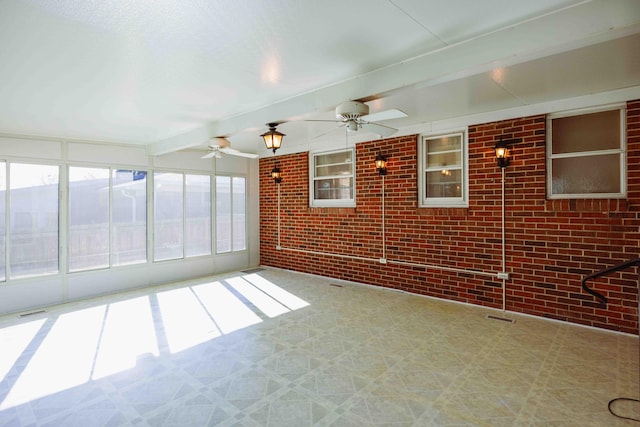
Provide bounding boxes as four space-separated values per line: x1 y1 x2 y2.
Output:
261 123 285 153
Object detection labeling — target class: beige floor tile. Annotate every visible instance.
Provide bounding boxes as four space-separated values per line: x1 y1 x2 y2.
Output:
0 267 637 426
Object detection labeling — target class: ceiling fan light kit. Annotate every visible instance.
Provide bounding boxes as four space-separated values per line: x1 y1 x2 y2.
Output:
336 100 370 121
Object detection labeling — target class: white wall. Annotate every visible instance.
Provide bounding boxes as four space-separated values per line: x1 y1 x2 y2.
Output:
0 137 259 315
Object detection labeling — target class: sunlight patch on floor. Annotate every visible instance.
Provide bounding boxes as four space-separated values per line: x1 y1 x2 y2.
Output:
244 273 310 310
0 319 46 382
1 306 106 409
157 287 222 354
226 276 289 318
0 272 310 410
92 296 159 380
192 281 262 334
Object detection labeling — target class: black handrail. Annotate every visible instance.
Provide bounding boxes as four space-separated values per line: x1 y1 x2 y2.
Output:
582 258 640 423
582 258 640 307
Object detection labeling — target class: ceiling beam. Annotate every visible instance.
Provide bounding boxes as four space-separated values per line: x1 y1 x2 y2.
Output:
147 0 640 156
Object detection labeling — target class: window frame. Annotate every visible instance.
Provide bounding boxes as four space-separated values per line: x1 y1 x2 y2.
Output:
153 171 215 262
0 161 5 281
153 171 185 262
215 174 247 254
546 104 626 199
418 131 468 208
111 168 148 267
184 173 212 258
309 147 356 208
66 166 150 272
67 165 111 272
0 154 250 283
7 162 61 279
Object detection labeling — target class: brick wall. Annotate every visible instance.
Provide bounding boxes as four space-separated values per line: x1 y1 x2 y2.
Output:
260 100 640 334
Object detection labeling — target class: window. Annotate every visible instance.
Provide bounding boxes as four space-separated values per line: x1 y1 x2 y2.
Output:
154 172 184 261
419 132 467 207
112 169 147 266
68 167 110 271
9 163 59 278
69 168 148 272
185 174 211 257
548 106 625 198
216 175 246 253
0 162 5 281
154 172 213 261
310 148 355 207
0 161 221 278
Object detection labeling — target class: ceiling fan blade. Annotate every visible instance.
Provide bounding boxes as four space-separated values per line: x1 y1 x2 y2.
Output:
220 147 259 158
361 108 407 122
304 119 343 123
312 123 347 139
201 151 217 159
360 122 398 137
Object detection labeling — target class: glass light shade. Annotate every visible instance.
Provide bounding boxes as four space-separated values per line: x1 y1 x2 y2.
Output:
375 154 387 175
261 123 285 153
271 166 283 183
493 140 510 168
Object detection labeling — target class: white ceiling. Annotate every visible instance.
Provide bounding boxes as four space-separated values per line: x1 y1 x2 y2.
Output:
0 0 639 158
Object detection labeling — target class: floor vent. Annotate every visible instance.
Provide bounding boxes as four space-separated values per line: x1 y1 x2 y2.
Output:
241 268 265 274
487 315 515 323
19 309 46 318
329 283 344 288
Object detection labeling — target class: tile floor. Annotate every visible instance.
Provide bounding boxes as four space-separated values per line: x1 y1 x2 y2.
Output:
0 268 637 426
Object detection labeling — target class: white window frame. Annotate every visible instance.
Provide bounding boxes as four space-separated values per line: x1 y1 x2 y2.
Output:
153 171 185 262
215 174 247 254
547 104 626 199
418 131 468 208
7 162 61 279
67 166 150 272
309 147 356 208
184 173 212 258
67 165 111 272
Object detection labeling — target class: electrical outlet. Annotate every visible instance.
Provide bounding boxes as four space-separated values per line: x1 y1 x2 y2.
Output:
379 258 387 264
497 272 509 280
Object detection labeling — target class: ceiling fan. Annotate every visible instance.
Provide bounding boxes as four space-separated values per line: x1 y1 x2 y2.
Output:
307 100 407 138
201 137 259 159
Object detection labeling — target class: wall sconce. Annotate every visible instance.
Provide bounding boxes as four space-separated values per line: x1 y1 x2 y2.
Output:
261 123 285 153
375 153 388 176
494 139 510 168
271 166 283 184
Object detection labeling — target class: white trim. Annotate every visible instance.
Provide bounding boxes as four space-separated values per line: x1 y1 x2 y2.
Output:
66 165 112 273
214 174 248 254
547 104 626 199
309 147 356 208
418 131 468 207
547 102 626 119
1 161 7 281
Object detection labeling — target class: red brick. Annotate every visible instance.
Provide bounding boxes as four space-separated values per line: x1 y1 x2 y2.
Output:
259 101 640 334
